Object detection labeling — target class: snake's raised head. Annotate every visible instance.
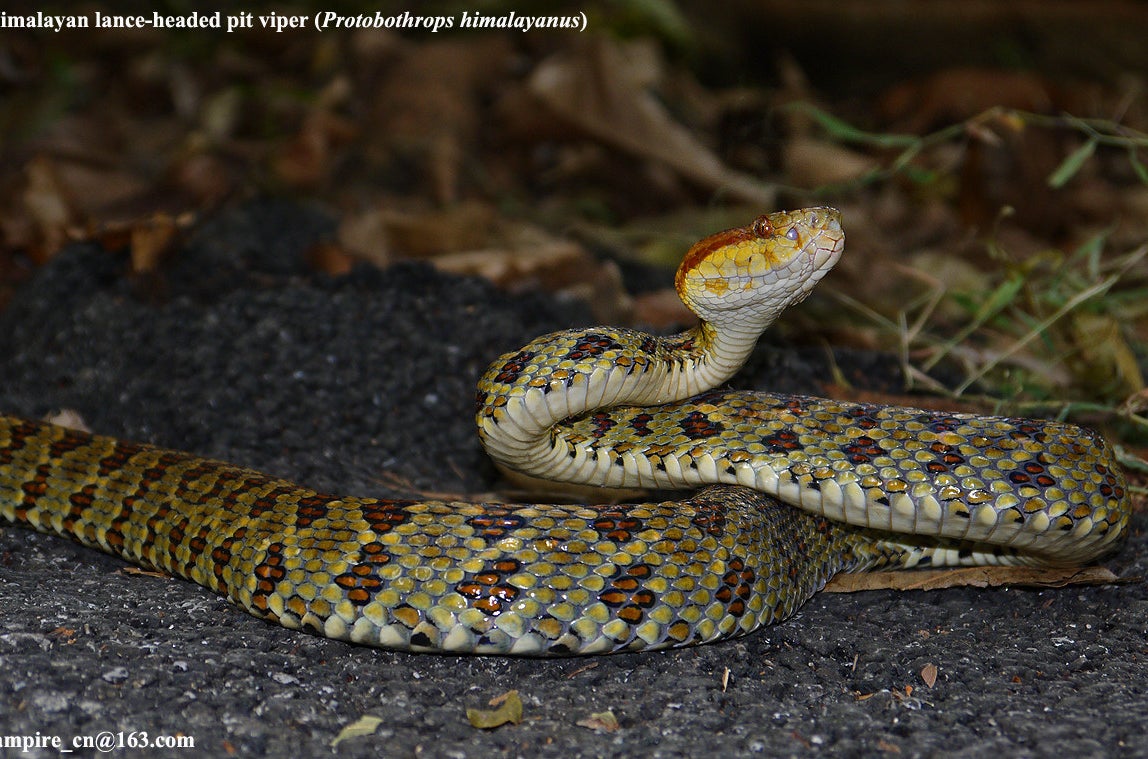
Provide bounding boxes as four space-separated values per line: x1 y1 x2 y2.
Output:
674 207 844 333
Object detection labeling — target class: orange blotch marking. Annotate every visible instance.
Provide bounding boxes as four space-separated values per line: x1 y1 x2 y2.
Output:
617 606 644 623
393 606 420 628
675 225 758 286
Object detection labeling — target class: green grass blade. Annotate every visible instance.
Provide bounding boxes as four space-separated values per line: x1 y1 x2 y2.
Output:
1048 138 1098 188
1130 148 1148 185
784 103 919 149
922 273 1025 371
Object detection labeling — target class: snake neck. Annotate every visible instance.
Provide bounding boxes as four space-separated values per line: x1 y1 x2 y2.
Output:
475 319 757 481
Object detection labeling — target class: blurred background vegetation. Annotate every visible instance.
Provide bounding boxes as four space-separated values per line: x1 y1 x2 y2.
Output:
1 0 1146 457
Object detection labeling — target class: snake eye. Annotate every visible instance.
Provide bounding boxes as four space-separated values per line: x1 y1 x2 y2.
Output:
785 227 799 242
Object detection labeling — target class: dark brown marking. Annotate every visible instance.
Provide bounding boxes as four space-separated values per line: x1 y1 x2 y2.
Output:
680 410 723 439
760 429 802 453
691 502 727 537
566 334 621 361
847 406 881 430
588 411 617 440
456 559 523 616
491 350 534 385
593 509 643 543
630 413 654 437
467 507 527 542
360 501 410 534
842 436 883 464
48 430 91 459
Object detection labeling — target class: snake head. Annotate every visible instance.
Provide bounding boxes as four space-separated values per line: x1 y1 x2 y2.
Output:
674 207 844 332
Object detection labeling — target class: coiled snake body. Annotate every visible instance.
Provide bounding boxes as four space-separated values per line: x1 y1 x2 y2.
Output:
0 208 1130 655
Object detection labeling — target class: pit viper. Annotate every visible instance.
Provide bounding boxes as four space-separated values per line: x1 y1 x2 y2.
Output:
0 208 1130 655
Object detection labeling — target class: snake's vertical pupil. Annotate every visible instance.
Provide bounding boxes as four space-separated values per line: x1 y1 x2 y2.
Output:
751 215 773 237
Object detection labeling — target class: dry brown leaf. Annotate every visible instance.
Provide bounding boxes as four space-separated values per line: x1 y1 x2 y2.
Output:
466 690 523 730
424 221 632 323
66 212 193 274
576 710 620 732
920 663 938 688
306 241 356 276
430 241 582 285
48 626 79 644
130 212 183 273
337 209 391 269
528 37 774 206
383 202 496 258
121 566 170 579
438 245 630 324
783 136 878 188
824 565 1122 593
43 409 91 433
565 662 599 679
169 149 234 206
877 738 902 753
22 156 81 261
879 68 1057 134
273 85 358 189
372 38 512 204
329 715 382 748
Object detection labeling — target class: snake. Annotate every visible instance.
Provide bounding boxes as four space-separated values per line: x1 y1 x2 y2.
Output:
0 208 1131 656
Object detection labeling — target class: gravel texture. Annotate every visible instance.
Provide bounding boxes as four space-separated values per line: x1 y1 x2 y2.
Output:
1 200 1145 758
